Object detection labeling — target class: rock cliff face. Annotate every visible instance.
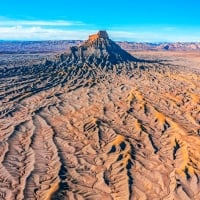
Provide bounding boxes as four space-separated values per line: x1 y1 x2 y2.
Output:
64 31 138 68
87 31 109 42
0 31 200 200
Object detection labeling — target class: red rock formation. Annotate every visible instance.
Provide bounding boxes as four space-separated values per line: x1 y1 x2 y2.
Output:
88 31 109 42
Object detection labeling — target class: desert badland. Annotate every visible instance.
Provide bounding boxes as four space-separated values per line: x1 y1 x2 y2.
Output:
0 31 200 200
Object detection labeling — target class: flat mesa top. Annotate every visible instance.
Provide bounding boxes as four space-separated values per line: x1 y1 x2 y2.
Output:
88 31 109 42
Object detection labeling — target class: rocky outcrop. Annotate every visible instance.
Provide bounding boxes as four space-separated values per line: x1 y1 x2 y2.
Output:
0 31 200 200
63 31 139 69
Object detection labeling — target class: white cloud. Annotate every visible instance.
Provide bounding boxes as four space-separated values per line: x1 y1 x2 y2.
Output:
0 18 200 42
0 26 96 40
109 30 200 42
0 19 83 27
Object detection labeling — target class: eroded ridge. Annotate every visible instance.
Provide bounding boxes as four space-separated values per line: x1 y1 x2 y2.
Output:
0 31 200 199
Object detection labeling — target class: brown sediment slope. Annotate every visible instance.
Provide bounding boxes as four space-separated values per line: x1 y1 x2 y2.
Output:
0 31 200 200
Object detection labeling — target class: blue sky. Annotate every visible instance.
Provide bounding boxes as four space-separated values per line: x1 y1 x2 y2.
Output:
0 0 200 42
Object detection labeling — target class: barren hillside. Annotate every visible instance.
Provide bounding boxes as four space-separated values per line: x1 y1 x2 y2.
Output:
0 31 200 200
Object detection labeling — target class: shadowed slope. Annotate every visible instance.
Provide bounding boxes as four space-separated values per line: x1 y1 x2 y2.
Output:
59 31 139 69
64 31 139 67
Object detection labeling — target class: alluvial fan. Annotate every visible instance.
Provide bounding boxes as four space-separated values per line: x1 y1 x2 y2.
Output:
0 31 200 200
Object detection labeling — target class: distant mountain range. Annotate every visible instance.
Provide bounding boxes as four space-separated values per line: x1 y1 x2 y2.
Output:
118 41 200 51
0 40 200 53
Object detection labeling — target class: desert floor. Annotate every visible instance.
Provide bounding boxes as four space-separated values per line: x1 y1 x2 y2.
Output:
0 51 200 200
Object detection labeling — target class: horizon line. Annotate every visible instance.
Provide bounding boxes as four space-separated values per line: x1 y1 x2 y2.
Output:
0 39 200 43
